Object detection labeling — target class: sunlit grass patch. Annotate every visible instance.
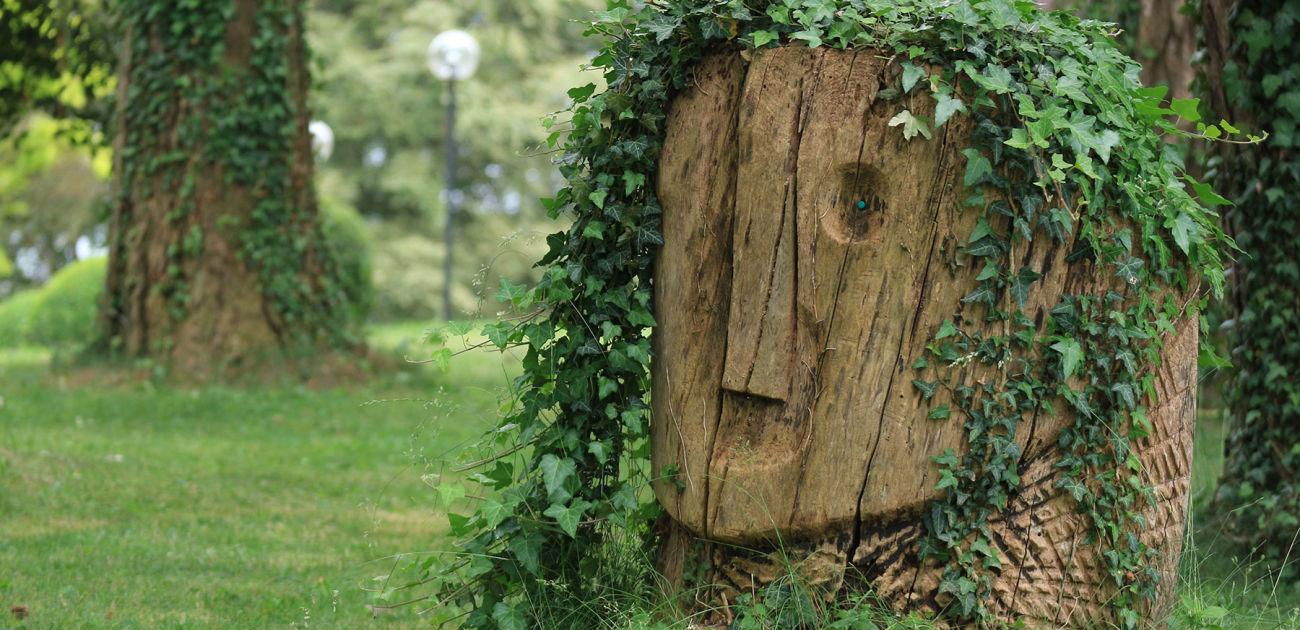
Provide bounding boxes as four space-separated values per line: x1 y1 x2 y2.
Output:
0 325 511 629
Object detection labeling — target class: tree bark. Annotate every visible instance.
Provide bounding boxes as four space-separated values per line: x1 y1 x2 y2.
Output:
102 0 347 378
1136 0 1196 103
651 48 1197 627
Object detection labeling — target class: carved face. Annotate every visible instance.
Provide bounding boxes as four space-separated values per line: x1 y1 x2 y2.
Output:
649 47 1196 627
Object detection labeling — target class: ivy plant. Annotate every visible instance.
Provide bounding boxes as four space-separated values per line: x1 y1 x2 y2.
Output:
412 1 1250 628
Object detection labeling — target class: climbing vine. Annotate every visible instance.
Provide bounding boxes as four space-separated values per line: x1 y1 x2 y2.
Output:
113 0 354 348
1199 0 1300 557
416 1 1251 628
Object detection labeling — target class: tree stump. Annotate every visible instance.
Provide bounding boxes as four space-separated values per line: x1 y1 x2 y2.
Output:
650 47 1197 627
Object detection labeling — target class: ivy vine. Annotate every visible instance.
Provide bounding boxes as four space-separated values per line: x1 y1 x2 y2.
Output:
417 1 1251 628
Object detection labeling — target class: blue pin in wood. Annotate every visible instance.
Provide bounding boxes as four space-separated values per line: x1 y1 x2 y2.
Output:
857 200 867 210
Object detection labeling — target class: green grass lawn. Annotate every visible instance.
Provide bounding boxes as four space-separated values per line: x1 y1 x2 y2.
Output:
1 326 1297 630
0 323 515 630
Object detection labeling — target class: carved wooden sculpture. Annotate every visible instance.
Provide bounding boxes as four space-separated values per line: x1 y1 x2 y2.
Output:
650 48 1196 627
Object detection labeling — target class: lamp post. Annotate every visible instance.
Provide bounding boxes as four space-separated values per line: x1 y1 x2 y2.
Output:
309 120 334 163
427 29 480 321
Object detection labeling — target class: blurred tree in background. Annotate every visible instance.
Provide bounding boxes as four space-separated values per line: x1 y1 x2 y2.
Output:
1199 0 1300 554
307 0 600 320
101 0 357 376
0 0 115 295
1042 0 1196 103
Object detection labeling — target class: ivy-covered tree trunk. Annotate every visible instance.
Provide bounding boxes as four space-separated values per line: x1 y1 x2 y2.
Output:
1201 0 1300 549
1135 0 1195 103
651 48 1199 628
102 0 353 376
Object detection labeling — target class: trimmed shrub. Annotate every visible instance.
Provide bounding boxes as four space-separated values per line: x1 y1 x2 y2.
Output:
27 256 106 348
320 198 374 325
0 289 40 347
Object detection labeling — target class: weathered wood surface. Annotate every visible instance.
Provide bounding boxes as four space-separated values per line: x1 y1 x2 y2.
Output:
651 47 1196 627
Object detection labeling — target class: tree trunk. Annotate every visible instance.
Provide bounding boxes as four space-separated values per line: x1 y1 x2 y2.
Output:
101 0 351 378
651 48 1197 627
1136 0 1196 103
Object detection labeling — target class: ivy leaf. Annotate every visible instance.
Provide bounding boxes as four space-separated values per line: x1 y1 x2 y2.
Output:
1112 382 1136 409
494 277 528 304
752 30 780 47
974 64 1014 94
937 320 959 339
593 8 628 24
984 0 1022 27
961 148 992 187
901 62 926 92
1192 181 1232 206
1010 266 1043 308
539 454 576 497
1004 127 1035 149
1167 212 1197 254
798 0 837 24
627 305 657 327
913 379 939 400
583 220 606 240
1170 97 1201 123
932 448 961 468
962 284 997 305
791 29 823 48
766 4 791 24
482 321 513 349
928 404 951 420
642 15 680 43
933 92 966 128
481 499 511 529
598 376 619 399
588 439 611 464
1052 339 1083 379
544 499 593 537
1053 74 1092 104
493 603 528 630
429 347 452 372
623 170 646 196
508 531 544 575
967 237 1002 258
1115 256 1144 284
699 17 731 41
435 483 466 507
968 217 995 244
889 110 932 140
618 136 651 159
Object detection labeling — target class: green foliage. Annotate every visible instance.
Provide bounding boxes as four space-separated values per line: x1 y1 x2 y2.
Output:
0 0 116 135
1203 0 1300 555
0 113 111 295
114 0 354 347
27 256 104 348
415 1 1242 628
320 197 374 325
0 287 39 346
